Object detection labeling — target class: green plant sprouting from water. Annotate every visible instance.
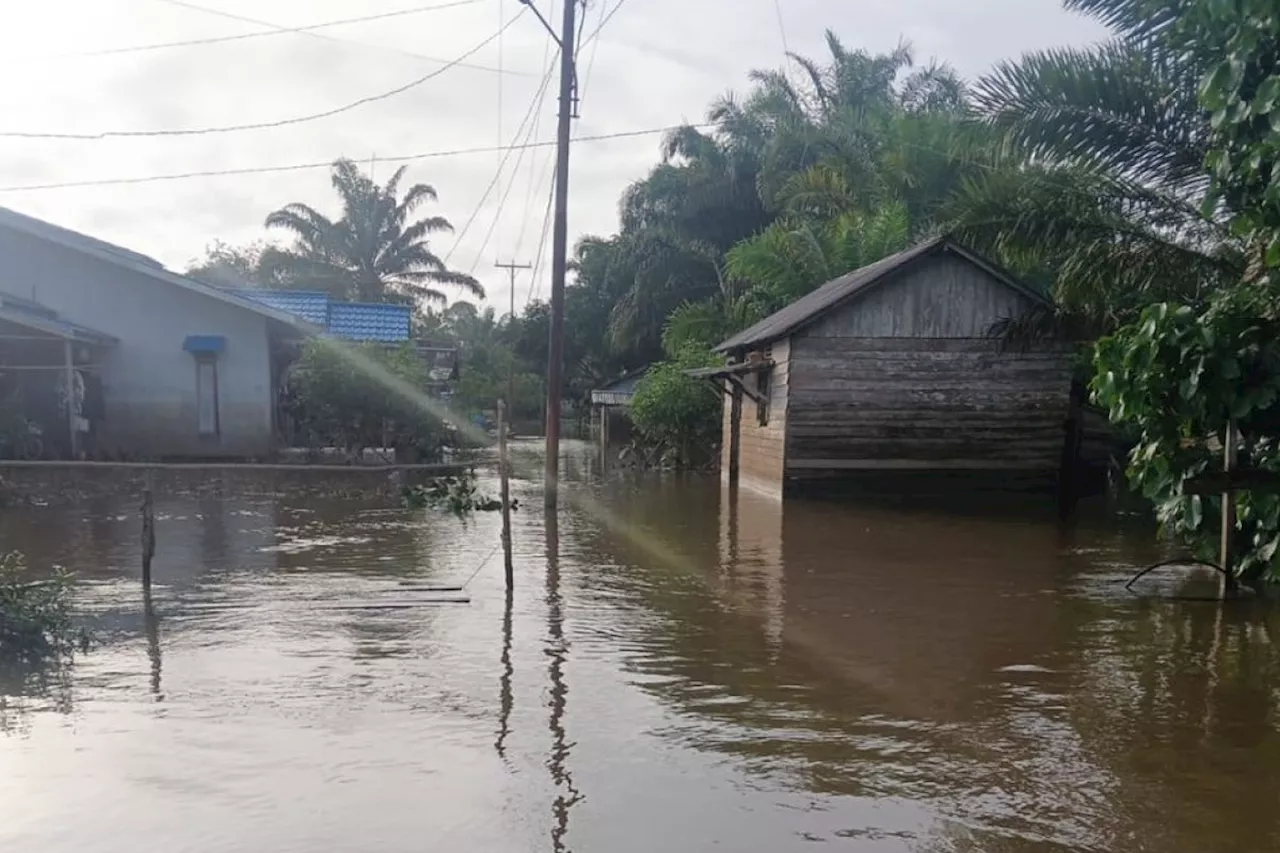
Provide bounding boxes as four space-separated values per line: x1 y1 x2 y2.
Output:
0 552 89 670
402 472 514 515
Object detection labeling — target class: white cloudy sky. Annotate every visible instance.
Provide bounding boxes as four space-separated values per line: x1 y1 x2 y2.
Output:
0 0 1107 313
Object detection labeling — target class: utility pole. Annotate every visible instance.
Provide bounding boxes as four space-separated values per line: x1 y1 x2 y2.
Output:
542 0 577 507
495 259 532 407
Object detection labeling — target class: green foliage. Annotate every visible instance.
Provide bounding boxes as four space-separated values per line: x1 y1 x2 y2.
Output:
185 240 283 289
629 346 723 469
1094 298 1280 581
261 159 482 305
287 339 447 458
725 201 912 317
402 472 511 515
1090 0 1280 585
948 25 1241 332
0 552 87 669
1191 0 1280 266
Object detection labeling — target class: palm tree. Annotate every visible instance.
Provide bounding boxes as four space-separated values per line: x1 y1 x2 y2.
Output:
261 159 483 305
945 24 1244 331
725 200 913 317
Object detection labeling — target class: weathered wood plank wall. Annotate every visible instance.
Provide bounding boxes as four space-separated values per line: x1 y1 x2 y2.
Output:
722 338 790 496
783 254 1074 489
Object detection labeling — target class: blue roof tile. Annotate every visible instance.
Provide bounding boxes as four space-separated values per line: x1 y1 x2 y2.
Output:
233 289 411 343
238 290 331 326
327 302 411 342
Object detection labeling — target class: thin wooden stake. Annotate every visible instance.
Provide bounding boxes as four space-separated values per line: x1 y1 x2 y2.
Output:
498 399 514 590
1220 419 1238 596
141 470 156 593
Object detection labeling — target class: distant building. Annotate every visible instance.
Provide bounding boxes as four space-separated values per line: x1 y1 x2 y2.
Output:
698 236 1109 500
0 206 309 459
235 289 459 383
590 368 647 454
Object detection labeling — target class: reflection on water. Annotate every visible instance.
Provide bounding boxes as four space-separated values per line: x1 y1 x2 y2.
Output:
1 450 1279 852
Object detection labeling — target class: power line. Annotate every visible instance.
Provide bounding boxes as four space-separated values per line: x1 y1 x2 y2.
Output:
467 67 559 274
514 149 556 258
512 3 558 258
578 0 610 103
583 0 628 46
45 1 482 60
148 0 525 74
445 56 560 263
0 8 527 141
0 124 708 193
526 166 558 306
771 0 794 85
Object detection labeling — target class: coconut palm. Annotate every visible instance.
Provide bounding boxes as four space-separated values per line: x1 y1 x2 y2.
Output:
261 159 482 305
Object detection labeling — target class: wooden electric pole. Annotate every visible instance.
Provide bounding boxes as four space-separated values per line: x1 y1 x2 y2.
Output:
495 259 532 408
542 0 577 507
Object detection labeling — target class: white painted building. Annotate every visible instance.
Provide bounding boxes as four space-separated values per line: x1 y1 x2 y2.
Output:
0 207 309 458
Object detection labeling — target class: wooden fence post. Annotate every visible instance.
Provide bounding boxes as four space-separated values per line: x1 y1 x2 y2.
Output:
141 470 156 593
498 399 514 590
1220 419 1238 595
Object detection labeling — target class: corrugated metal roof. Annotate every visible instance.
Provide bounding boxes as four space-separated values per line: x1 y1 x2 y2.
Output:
241 290 331 326
327 301 412 343
714 237 1048 352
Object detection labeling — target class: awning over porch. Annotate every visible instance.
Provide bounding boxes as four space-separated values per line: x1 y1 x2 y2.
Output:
683 359 774 381
0 292 117 345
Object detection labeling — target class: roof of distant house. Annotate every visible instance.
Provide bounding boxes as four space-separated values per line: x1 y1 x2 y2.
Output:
590 367 649 406
234 289 412 343
714 236 1049 353
0 206 307 331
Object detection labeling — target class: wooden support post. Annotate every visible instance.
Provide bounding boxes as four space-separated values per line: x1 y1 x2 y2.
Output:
141 470 156 593
1220 419 1239 595
728 382 742 488
1057 379 1085 519
599 406 610 472
498 399 514 590
63 339 79 459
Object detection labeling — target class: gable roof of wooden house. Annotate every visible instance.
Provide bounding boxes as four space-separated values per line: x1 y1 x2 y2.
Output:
714 236 1049 353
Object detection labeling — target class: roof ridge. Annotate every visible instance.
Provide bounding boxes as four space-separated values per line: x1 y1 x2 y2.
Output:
713 236 1042 352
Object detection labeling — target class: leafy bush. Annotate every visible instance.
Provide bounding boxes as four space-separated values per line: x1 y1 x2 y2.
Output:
0 552 87 668
629 346 722 469
286 340 449 460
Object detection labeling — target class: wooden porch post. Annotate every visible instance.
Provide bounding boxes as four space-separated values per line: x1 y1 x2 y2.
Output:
728 382 742 488
63 338 79 459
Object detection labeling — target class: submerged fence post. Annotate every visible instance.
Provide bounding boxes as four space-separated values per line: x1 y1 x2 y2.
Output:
141 469 156 593
498 399 514 590
1220 419 1239 596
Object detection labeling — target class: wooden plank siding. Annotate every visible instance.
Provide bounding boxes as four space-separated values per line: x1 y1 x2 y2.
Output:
722 338 790 497
799 254 1032 339
782 254 1074 490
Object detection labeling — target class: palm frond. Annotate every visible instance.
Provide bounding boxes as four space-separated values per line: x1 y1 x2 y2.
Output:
970 41 1208 196
945 163 1244 326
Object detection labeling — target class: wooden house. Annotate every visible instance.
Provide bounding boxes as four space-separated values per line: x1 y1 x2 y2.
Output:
698 236 1105 499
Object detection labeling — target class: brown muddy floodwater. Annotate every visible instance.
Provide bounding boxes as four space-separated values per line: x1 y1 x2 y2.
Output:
2 444 1279 853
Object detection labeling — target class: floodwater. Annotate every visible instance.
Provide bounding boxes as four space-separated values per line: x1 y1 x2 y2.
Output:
2 445 1279 853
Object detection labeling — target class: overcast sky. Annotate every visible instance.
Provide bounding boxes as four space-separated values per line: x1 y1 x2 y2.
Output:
0 0 1107 313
